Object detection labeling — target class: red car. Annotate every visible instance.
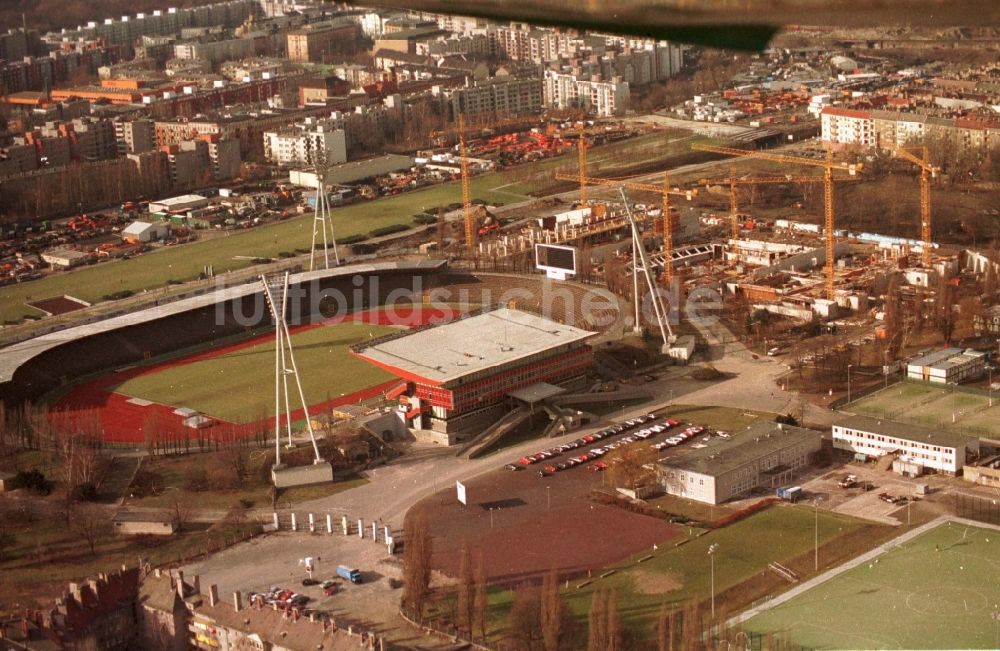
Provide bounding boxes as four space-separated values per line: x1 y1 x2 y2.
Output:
544 464 559 473
591 461 608 472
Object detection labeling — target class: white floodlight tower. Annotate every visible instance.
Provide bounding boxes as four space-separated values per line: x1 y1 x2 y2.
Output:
309 149 339 271
619 187 675 349
261 272 323 467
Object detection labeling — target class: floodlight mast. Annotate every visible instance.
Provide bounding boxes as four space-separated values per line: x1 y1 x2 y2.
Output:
619 187 675 346
261 272 323 465
309 148 339 271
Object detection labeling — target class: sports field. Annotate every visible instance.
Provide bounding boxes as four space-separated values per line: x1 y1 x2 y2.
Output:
2 128 705 323
744 521 1000 649
849 381 1000 439
560 506 866 628
114 321 398 422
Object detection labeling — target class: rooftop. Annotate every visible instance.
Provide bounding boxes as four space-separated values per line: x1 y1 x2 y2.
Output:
834 414 972 449
353 308 595 385
907 347 985 371
660 421 821 477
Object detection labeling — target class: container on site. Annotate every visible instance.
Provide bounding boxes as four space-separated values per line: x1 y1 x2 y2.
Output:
336 566 362 584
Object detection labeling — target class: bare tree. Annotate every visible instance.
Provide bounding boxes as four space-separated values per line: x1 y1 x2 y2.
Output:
402 510 433 618
505 585 542 651
605 444 658 491
540 569 563 651
474 552 488 642
587 591 607 651
457 542 473 636
72 505 108 555
0 504 15 562
606 590 620 651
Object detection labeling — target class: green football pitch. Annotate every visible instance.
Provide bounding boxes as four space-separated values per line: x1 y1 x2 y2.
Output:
114 322 398 422
849 382 1000 439
744 521 1000 649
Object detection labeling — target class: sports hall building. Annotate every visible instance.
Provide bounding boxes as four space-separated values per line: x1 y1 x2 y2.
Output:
352 308 595 436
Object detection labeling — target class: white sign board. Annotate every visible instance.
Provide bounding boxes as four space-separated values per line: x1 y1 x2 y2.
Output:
456 480 467 506
535 243 577 281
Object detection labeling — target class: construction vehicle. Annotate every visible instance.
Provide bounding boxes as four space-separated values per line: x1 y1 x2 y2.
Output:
692 143 862 299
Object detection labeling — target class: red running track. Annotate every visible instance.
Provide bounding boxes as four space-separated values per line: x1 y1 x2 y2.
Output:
50 307 457 444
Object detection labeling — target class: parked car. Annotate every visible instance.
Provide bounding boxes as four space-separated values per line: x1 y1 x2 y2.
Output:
505 463 522 471
301 578 318 586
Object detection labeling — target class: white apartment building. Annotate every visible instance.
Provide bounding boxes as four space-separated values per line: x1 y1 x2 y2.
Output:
820 107 875 147
263 117 347 167
832 415 977 474
543 70 629 117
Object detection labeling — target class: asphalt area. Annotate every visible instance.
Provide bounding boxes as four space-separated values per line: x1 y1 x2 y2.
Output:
409 415 734 585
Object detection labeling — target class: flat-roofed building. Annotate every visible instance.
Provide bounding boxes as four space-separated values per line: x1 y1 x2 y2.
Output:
832 414 978 475
353 308 595 437
906 348 986 384
659 421 822 504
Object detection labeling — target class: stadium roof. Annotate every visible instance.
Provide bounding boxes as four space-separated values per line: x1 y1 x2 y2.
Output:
353 308 595 385
0 260 446 385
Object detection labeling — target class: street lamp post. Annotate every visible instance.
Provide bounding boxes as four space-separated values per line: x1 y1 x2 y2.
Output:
989 366 993 408
847 364 854 404
814 497 821 571
708 543 719 619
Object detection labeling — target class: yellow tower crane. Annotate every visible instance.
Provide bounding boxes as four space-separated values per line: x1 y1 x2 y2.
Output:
698 169 859 240
553 171 697 283
884 144 940 267
458 113 474 257
692 143 862 299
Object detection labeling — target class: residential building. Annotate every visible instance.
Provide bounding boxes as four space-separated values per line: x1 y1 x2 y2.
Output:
297 74 352 105
286 21 361 63
543 70 629 117
39 118 119 162
658 422 822 504
832 414 978 475
206 137 241 180
172 37 255 64
263 116 347 167
163 139 210 188
906 348 987 384
440 76 544 117
374 27 449 54
820 107 875 147
114 118 156 154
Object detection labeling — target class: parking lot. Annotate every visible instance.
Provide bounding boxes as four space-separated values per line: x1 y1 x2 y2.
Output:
413 410 752 585
179 531 433 645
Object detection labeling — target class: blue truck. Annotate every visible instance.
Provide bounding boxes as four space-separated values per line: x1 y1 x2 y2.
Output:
336 566 362 584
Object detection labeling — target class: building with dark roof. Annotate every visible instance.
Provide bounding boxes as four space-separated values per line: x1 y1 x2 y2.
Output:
659 421 822 504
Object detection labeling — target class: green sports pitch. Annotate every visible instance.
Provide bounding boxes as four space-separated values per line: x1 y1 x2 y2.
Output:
848 381 1000 439
114 322 398 422
744 521 1000 649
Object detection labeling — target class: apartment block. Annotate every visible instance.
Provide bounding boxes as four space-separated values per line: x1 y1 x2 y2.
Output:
442 76 544 117
543 70 629 117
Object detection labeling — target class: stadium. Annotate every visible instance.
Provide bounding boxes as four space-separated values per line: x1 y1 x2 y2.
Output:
0 262 627 445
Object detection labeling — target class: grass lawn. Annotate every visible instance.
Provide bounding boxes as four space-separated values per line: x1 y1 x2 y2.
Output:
1 127 703 323
114 322 398 421
664 404 773 434
850 381 1000 439
559 506 865 631
744 522 1000 650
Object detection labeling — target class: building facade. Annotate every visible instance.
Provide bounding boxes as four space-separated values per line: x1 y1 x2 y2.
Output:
354 309 595 437
659 422 821 504
442 76 544 117
832 414 977 474
543 70 629 117
263 116 347 167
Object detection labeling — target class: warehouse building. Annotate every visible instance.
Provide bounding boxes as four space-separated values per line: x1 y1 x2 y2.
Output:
906 348 987 384
658 422 822 504
353 308 595 438
832 414 978 475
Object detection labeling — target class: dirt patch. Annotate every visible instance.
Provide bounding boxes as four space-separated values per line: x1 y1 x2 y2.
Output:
28 295 88 315
631 568 683 595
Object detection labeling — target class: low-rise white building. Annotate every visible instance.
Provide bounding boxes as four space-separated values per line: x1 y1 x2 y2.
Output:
832 414 978 475
122 220 169 243
41 248 92 269
659 422 822 504
543 69 629 117
906 348 987 384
